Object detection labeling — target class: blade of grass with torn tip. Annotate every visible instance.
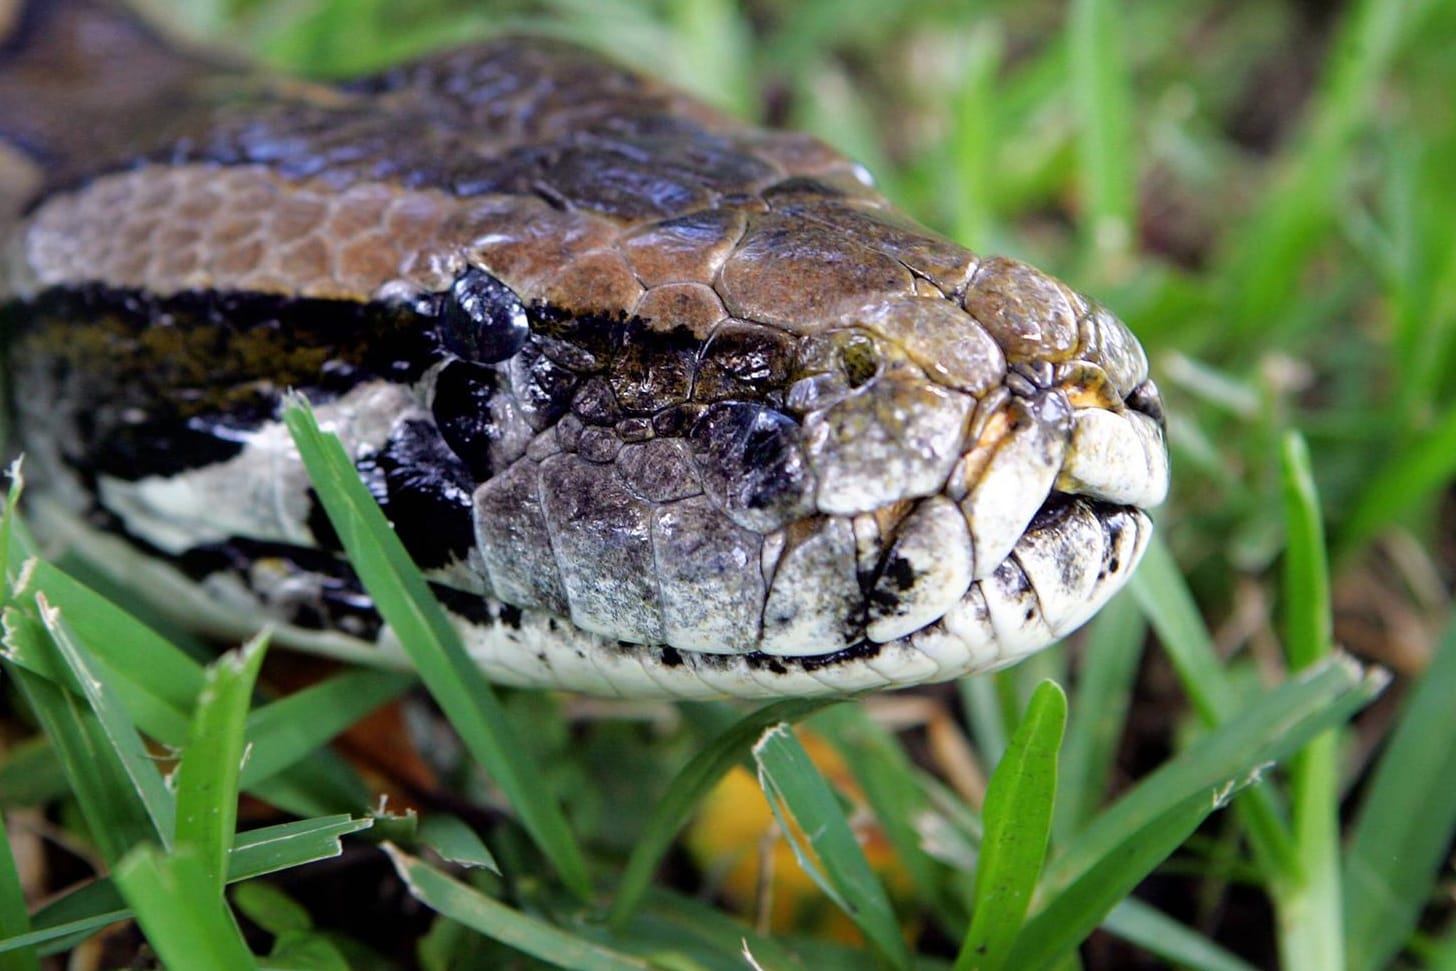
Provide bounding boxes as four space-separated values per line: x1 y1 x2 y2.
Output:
1102 899 1260 971
383 845 650 971
1054 593 1145 841
0 599 191 742
417 815 499 873
2 571 378 819
9 814 371 957
114 845 258 971
22 559 203 715
954 680 1066 971
282 400 590 899
1007 780 1257 970
1343 614 1456 971
0 800 41 971
4 626 166 862
753 723 912 971
174 634 269 894
608 697 831 928
1041 655 1382 903
1278 432 1343 971
33 594 177 849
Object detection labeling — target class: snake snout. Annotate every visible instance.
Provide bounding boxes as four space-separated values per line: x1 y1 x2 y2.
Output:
843 278 1167 665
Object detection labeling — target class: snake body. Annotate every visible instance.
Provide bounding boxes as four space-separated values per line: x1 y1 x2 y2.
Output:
0 0 1168 698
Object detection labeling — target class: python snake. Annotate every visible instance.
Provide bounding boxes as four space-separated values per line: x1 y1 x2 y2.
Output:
0 0 1168 698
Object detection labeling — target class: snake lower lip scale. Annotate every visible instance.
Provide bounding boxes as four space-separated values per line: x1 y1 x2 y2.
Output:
0 1 1169 698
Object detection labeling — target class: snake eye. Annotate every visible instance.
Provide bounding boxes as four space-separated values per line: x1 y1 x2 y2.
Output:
440 266 530 364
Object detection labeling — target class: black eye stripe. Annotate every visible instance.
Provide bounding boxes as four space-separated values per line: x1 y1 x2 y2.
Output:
439 266 530 365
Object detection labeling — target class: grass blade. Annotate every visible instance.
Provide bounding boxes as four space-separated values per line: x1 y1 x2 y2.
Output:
1215 0 1426 343
753 724 911 970
3 559 377 819
384 845 650 971
5 627 166 862
1069 0 1136 267
174 634 269 894
1343 614 1456 971
1130 536 1298 878
114 845 258 970
20 559 204 720
1277 432 1342 971
1042 656 1382 902
813 703 964 929
0 796 40 971
283 399 590 899
1102 899 1260 971
1336 399 1456 563
608 697 832 928
32 594 177 850
955 680 1066 971
8 815 372 957
1007 782 1256 970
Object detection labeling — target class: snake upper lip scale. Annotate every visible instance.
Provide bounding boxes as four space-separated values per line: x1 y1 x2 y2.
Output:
0 0 1169 698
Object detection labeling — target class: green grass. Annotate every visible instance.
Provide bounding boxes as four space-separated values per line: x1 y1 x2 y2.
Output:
6 0 1456 967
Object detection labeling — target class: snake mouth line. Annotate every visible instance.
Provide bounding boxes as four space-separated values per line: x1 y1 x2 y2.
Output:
558 494 1151 698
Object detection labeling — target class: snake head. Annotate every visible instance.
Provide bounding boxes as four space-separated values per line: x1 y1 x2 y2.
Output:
758 256 1167 685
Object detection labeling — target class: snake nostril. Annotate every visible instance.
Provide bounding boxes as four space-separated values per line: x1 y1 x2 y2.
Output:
1125 379 1166 425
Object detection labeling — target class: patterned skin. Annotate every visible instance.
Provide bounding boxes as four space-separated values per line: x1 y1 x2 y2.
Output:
0 0 1167 697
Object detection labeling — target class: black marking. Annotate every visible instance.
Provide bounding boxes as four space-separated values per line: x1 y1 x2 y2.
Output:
371 419 476 569
175 537 384 640
753 639 881 673
498 603 524 629
427 583 526 634
7 284 437 483
659 646 684 667
431 361 500 481
440 267 530 365
868 553 916 614
429 582 491 624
